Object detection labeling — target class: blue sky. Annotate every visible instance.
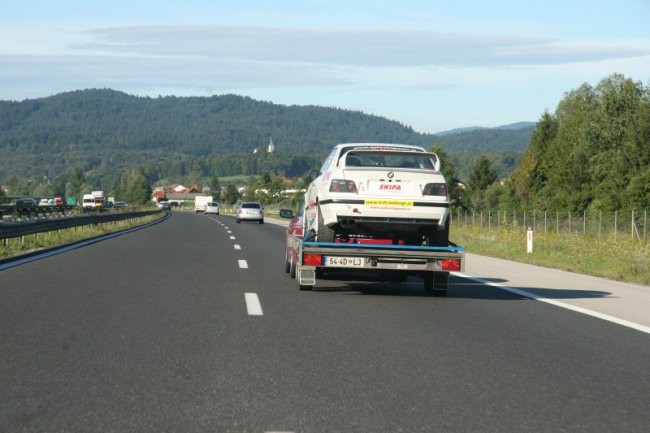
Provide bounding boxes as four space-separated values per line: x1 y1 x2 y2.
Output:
1 0 648 133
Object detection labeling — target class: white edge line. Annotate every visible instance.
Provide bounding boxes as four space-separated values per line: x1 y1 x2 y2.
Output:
453 272 650 335
245 293 263 316
238 259 248 269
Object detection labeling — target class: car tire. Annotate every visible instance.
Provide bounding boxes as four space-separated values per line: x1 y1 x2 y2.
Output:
317 204 335 242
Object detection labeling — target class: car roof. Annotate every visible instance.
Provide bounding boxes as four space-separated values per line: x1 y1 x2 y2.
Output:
334 143 426 153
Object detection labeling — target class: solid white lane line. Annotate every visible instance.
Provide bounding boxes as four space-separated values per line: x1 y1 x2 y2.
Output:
245 293 263 316
230 236 236 240
234 244 242 250
454 272 650 335
238 259 248 269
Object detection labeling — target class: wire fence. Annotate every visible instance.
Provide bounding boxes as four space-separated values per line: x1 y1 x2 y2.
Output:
451 208 648 243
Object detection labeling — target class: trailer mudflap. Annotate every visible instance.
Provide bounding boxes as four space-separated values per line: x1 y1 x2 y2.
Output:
298 266 316 286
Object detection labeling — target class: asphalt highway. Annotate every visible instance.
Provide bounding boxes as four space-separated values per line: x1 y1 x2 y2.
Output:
1 212 649 433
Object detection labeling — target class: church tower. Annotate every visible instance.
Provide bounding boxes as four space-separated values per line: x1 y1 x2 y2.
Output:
267 137 275 153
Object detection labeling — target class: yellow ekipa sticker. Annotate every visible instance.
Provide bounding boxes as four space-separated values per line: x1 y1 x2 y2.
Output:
365 199 413 206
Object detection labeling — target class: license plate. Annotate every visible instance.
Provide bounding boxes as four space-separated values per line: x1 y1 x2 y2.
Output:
324 256 364 268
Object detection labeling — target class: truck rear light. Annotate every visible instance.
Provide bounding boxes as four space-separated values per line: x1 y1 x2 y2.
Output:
330 179 358 193
303 254 323 266
441 259 461 271
422 183 447 196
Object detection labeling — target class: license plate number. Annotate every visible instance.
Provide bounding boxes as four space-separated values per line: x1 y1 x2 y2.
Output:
324 256 364 268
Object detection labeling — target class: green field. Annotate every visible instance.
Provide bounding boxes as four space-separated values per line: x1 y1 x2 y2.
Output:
451 223 650 285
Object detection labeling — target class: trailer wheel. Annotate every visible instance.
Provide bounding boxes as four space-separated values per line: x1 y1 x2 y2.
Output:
317 204 335 243
298 282 313 291
424 273 448 296
289 256 297 279
284 250 290 273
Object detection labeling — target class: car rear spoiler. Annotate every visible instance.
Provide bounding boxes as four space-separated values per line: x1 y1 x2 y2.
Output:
338 149 441 172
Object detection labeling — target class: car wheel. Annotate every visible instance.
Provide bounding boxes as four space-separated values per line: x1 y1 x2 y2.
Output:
317 204 335 242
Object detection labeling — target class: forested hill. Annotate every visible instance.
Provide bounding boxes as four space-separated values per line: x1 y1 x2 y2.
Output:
0 89 533 181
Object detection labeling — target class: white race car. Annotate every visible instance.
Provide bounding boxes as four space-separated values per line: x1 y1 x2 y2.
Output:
305 143 450 246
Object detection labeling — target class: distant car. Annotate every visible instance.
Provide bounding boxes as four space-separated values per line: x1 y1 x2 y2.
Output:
38 198 50 206
54 197 64 207
104 201 114 208
113 201 126 208
205 202 220 215
236 202 264 224
280 203 305 277
14 198 37 210
157 200 170 210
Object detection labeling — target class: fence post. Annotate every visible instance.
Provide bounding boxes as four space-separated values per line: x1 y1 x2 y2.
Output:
544 211 547 234
527 227 533 253
632 209 635 241
568 211 572 233
523 210 526 230
583 211 586 234
556 211 559 234
614 211 618 241
488 210 491 230
644 209 647 243
599 210 602 239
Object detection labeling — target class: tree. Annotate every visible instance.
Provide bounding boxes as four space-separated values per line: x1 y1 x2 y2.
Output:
224 184 239 205
468 155 498 209
117 168 152 204
0 186 7 204
209 175 221 201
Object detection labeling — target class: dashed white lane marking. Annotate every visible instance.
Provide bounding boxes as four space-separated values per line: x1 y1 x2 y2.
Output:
234 244 242 250
224 226 229 229
227 230 232 234
454 272 650 335
229 236 236 240
238 259 248 269
245 293 263 316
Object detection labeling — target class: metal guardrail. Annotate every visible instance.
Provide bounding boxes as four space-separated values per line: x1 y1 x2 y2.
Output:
0 210 161 240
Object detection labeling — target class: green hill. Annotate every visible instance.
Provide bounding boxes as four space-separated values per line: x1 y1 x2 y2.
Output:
0 89 533 185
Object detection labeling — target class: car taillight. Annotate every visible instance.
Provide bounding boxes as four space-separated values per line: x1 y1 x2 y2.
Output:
422 183 447 196
303 254 323 266
330 179 357 193
441 259 461 271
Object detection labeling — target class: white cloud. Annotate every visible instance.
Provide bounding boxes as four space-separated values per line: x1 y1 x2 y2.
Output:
80 25 650 67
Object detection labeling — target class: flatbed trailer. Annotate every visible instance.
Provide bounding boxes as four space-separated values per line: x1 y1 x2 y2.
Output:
290 237 465 295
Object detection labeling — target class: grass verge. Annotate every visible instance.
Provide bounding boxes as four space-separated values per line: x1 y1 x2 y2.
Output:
1 213 164 259
451 223 650 285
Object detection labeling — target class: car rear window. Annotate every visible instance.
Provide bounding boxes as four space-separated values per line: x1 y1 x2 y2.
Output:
345 152 434 169
241 203 261 209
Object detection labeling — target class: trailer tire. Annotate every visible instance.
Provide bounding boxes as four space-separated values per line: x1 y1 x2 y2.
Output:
424 273 448 296
317 204 335 243
289 256 297 279
298 282 312 291
284 250 290 273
